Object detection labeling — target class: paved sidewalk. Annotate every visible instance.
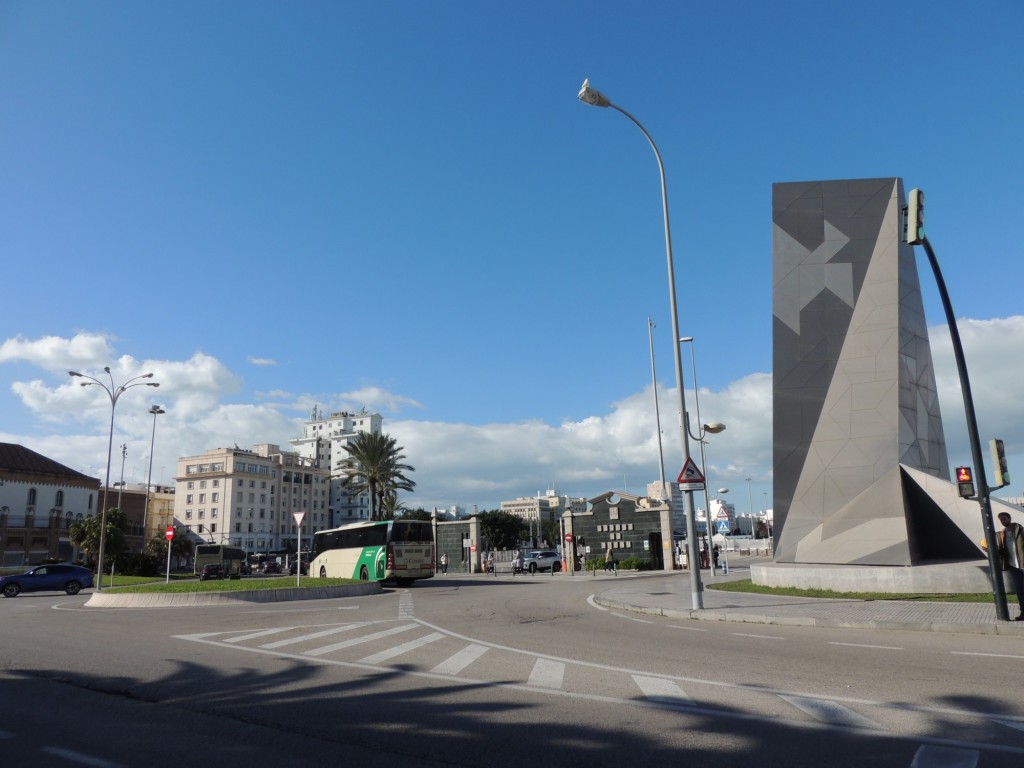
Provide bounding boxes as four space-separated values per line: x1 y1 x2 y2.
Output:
589 558 1024 636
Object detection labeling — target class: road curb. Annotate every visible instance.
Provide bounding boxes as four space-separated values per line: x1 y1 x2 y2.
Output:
83 581 382 608
591 593 1024 635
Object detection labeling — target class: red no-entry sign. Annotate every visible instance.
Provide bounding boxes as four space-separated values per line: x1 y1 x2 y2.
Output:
564 532 574 543
165 526 175 541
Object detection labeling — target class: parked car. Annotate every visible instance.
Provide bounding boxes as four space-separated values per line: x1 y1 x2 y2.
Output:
522 550 562 573
288 561 308 576
199 563 225 581
0 564 94 597
262 561 282 574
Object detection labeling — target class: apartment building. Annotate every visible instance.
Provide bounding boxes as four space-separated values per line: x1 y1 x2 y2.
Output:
500 489 586 523
290 406 381 526
174 443 330 554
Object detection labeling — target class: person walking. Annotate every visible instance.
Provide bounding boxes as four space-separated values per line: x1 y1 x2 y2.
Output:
605 545 616 575
440 552 448 575
486 550 495 576
997 512 1024 621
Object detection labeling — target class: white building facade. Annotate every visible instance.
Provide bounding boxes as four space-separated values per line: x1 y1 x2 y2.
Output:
290 406 382 527
174 443 330 554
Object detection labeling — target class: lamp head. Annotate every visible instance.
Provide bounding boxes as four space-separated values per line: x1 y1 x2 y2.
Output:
104 366 111 373
150 405 166 415
718 488 730 495
704 421 726 434
679 336 693 343
68 371 81 377
577 78 611 108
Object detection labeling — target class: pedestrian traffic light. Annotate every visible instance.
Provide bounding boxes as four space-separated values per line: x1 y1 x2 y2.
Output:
990 438 1010 487
904 188 925 245
955 466 975 498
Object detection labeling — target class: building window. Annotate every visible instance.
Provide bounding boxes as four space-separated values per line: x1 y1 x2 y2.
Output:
55 490 64 507
27 488 37 506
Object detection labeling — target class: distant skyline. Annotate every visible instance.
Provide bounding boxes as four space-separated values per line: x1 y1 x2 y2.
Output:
1 2 1022 513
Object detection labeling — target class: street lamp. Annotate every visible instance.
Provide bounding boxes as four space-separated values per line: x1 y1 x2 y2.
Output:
679 336 726 574
68 367 159 590
648 318 667 499
579 78 706 608
143 405 166 548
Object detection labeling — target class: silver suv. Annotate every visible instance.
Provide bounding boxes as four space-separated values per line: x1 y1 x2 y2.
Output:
522 550 561 573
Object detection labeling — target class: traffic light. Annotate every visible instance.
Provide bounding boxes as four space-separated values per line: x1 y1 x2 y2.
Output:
904 188 925 244
990 438 1010 487
955 466 975 498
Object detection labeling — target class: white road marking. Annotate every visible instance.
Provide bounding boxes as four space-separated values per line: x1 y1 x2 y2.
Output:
41 747 121 767
528 658 565 689
910 745 979 768
779 695 882 729
359 632 444 664
260 623 368 649
827 642 903 650
633 675 693 705
398 592 415 619
223 627 293 644
731 632 785 640
431 643 490 675
951 651 1024 660
667 624 707 632
304 623 419 657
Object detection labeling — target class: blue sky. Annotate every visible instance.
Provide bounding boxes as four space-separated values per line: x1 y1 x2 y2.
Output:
1 1 1022 513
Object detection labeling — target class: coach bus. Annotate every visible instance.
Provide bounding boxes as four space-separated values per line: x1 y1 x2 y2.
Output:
310 519 434 585
194 544 245 578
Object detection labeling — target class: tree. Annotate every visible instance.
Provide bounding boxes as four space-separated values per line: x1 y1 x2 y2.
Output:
399 508 432 521
69 508 130 571
478 511 526 551
337 432 416 520
379 490 406 520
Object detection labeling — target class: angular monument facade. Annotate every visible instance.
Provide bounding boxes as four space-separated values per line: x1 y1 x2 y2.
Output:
772 178 981 566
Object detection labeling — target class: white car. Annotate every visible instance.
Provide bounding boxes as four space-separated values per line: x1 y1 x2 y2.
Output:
522 550 561 573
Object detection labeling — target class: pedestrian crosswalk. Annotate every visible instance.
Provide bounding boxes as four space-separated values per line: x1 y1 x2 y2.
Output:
171 596 1024 764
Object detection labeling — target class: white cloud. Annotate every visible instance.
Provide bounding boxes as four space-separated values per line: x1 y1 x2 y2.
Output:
0 332 115 373
248 357 277 366
1 318 1022 514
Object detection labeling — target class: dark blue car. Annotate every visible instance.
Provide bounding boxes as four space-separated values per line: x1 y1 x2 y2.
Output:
0 564 94 597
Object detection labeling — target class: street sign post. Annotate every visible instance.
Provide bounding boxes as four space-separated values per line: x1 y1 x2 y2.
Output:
164 526 174 583
676 457 706 491
293 512 305 586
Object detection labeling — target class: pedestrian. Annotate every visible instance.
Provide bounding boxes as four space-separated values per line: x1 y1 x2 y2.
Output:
997 512 1024 621
486 550 495 576
440 552 448 575
605 545 616 575
512 549 524 575
699 536 709 569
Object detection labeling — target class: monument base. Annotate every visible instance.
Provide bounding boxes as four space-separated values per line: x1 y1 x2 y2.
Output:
751 560 1002 594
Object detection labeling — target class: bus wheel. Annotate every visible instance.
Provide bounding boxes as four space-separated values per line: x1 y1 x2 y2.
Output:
319 566 327 579
359 565 369 581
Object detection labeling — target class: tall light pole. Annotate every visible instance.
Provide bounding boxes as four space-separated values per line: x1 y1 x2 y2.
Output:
143 405 166 549
115 444 127 515
680 337 725 574
68 367 159 590
648 317 667 499
745 477 753 539
579 78 705 608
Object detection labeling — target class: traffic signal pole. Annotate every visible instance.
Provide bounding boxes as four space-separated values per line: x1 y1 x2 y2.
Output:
916 232 1009 621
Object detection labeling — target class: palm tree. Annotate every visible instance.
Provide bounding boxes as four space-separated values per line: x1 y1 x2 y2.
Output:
337 432 416 520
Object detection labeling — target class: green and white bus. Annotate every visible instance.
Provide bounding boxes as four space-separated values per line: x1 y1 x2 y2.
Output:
310 519 434 585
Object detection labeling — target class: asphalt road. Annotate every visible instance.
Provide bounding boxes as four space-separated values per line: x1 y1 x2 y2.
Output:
3 573 1023 767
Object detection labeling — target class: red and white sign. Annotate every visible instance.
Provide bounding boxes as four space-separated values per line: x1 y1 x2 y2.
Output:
293 511 305 527
676 457 706 489
564 532 574 543
165 526 175 541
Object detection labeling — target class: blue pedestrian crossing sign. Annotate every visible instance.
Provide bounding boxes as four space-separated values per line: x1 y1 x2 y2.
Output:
717 520 730 534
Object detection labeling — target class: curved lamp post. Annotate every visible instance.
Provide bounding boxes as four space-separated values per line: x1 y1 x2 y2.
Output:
68 368 159 590
142 405 166 549
579 78 706 608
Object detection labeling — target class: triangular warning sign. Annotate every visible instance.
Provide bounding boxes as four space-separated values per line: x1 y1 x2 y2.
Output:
676 457 705 484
